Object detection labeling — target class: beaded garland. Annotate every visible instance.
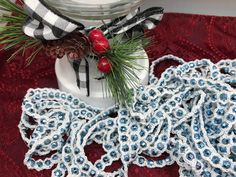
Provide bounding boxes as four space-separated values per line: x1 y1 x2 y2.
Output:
19 55 236 177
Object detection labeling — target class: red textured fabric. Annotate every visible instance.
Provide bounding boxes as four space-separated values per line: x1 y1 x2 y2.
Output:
0 13 236 177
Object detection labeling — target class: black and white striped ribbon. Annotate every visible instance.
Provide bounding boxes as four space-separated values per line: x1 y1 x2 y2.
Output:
72 59 90 97
22 0 164 96
23 0 163 40
23 0 84 40
101 7 164 37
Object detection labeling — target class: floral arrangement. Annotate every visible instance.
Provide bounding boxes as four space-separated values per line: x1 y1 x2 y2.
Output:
0 0 162 105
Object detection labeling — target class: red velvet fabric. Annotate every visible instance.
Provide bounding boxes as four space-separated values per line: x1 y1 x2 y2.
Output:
0 13 236 177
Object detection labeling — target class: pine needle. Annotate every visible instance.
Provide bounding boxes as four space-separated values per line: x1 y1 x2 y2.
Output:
0 0 43 64
104 34 149 106
0 0 27 16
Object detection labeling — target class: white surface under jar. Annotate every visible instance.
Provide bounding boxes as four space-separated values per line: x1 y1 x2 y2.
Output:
45 0 149 109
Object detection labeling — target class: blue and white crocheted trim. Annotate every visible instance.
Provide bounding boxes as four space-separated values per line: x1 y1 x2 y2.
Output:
19 55 236 177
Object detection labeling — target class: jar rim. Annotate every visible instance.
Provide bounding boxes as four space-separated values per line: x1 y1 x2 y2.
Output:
44 0 144 20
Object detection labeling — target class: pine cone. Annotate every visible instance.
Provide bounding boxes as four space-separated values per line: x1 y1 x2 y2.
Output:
45 40 66 59
44 31 91 60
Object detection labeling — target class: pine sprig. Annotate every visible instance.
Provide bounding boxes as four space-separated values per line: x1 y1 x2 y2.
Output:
0 0 42 64
0 0 26 15
105 34 149 106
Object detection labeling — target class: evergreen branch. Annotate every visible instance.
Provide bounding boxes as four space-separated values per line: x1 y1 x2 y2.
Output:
26 45 44 66
0 14 25 22
104 34 149 106
0 0 43 64
7 40 42 62
7 46 24 62
0 0 27 16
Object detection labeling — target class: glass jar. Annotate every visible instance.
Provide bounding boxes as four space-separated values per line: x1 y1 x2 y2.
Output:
44 0 149 109
44 0 144 20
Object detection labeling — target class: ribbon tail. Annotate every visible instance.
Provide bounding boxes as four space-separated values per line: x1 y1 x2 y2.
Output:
72 59 90 97
72 60 82 89
101 8 139 38
85 58 90 97
104 7 164 37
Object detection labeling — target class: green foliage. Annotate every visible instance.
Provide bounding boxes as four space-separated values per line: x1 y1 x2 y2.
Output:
0 0 149 106
0 0 42 65
104 34 149 106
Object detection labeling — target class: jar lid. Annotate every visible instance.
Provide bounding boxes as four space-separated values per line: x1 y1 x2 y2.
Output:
44 0 144 20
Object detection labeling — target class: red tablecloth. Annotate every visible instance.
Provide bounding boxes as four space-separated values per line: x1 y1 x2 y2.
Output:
0 13 236 177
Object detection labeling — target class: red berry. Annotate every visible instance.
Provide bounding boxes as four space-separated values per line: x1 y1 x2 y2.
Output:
97 57 112 74
88 29 104 42
93 37 110 55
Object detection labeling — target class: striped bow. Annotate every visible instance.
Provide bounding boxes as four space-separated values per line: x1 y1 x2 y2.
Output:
23 0 85 40
22 0 164 96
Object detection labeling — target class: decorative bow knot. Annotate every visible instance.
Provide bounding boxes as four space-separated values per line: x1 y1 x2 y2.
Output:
23 0 84 40
22 0 164 97
22 0 164 40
